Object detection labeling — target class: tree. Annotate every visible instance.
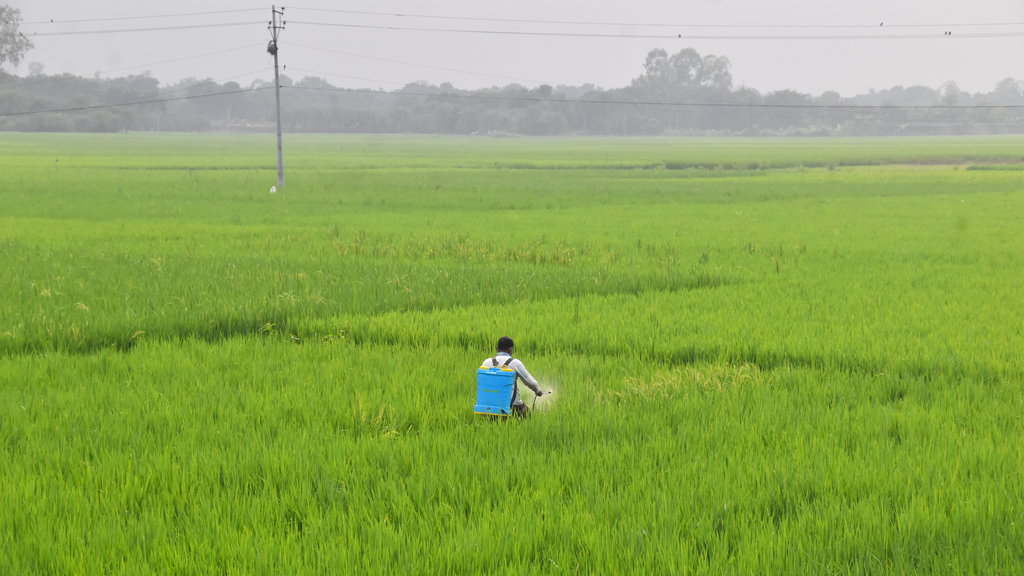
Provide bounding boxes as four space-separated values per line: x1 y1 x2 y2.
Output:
761 90 812 129
819 91 841 104
990 78 1023 105
0 5 33 71
764 89 810 106
940 81 962 106
634 47 733 92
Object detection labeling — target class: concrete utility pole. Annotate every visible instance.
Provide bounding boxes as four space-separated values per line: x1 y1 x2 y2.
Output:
268 6 285 188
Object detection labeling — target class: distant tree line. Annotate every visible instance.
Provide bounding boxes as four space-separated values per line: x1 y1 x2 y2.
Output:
2 47 1024 136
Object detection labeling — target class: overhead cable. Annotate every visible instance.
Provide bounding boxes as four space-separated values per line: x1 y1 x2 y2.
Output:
288 20 1024 40
98 43 267 76
9 43 266 89
286 7 1024 30
24 21 265 36
285 42 553 84
5 84 1020 118
152 67 273 98
22 8 265 25
285 67 406 86
14 42 268 88
12 67 270 95
0 87 275 118
284 85 1024 109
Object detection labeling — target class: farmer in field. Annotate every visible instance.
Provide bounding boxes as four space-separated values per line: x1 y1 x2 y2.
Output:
484 336 546 417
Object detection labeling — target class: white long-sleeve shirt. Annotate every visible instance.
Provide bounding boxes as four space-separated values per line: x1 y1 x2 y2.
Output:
481 352 542 407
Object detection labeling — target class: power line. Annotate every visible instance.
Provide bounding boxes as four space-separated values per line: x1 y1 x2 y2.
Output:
24 21 265 37
22 5 1024 30
20 13 1024 41
152 68 273 98
20 9 265 27
93 43 266 76
285 42 553 84
9 43 266 88
284 85 1024 109
22 8 265 25
9 67 271 97
287 7 1024 30
286 67 407 87
0 87 274 118
288 20 1024 40
4 83 1019 119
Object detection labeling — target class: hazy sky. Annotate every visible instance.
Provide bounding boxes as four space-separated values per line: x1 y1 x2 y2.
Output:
9 1 1024 96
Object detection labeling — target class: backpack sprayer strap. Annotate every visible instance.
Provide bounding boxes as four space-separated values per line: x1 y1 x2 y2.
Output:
488 356 518 409
504 357 518 408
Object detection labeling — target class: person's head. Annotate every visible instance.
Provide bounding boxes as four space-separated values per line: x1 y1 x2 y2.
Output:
496 336 514 354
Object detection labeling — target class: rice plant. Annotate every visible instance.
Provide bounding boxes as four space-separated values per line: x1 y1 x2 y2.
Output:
1 133 1023 574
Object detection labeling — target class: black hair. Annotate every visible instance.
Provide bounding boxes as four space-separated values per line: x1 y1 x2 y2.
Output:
496 336 514 352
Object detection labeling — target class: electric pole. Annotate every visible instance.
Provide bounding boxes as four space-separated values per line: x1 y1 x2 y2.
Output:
268 6 285 188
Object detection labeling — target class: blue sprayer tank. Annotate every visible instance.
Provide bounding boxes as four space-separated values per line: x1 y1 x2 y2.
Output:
475 362 517 416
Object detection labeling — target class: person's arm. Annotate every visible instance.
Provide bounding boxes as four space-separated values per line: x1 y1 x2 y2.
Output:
510 359 543 396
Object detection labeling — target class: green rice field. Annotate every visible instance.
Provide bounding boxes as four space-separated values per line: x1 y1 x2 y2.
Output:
2 133 1023 574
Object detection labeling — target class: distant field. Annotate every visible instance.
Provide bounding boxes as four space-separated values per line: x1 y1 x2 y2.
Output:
2 133 1023 574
